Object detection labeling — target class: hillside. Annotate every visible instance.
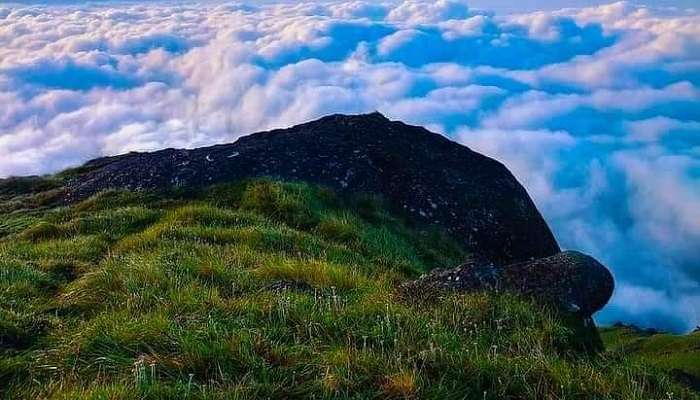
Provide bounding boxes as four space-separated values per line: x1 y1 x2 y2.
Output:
601 325 700 392
1 114 697 398
0 178 696 399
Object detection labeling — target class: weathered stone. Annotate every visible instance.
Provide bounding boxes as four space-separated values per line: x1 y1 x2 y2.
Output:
404 251 615 317
63 112 559 264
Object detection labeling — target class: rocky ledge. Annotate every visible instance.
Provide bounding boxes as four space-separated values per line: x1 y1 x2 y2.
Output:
63 112 558 264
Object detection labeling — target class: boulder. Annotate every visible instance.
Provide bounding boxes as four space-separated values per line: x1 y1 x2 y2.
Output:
404 250 614 317
62 112 560 264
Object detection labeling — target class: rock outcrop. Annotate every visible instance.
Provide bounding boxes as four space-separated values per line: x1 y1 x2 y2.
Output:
404 250 615 317
63 112 560 264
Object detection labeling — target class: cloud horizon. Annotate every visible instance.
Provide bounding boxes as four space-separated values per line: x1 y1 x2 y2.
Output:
1 0 698 332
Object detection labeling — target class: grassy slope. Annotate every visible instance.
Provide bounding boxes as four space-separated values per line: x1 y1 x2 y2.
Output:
0 178 697 399
601 326 700 382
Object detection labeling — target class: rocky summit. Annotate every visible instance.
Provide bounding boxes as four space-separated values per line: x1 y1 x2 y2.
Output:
64 112 559 264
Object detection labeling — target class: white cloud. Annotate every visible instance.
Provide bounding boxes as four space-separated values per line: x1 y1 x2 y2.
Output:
614 151 700 259
0 0 698 331
385 0 472 24
377 29 421 55
387 85 505 125
625 116 700 142
481 82 699 130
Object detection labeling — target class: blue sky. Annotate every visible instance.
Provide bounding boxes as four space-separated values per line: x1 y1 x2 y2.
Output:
0 0 699 331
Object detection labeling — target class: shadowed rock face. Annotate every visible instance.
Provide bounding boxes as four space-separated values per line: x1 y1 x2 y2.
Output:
63 112 559 264
404 251 615 317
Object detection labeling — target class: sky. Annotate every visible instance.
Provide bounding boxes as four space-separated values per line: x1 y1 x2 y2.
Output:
0 0 699 332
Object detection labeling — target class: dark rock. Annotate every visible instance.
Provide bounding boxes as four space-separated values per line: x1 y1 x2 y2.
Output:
404 250 614 317
63 112 559 264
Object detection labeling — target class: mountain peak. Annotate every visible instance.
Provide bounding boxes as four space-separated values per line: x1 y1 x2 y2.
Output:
287 111 393 132
324 111 390 122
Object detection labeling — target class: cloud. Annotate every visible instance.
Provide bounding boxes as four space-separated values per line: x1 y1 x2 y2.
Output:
603 284 700 333
370 16 614 69
624 116 700 144
0 0 698 331
385 0 472 24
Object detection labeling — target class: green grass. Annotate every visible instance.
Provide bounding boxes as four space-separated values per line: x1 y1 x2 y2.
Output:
601 326 700 381
0 179 697 399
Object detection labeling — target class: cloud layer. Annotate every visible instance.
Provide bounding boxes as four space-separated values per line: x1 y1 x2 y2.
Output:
1 0 698 331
